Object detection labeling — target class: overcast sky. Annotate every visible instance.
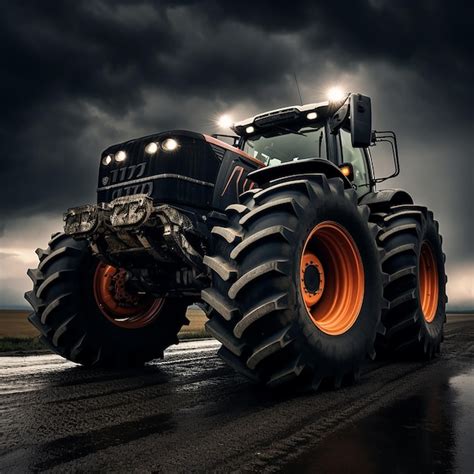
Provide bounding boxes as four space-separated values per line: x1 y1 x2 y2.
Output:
0 0 472 309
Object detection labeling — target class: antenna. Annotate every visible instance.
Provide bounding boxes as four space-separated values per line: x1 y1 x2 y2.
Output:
293 73 303 105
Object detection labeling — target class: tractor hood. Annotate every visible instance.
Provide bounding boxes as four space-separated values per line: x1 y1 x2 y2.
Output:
97 130 258 210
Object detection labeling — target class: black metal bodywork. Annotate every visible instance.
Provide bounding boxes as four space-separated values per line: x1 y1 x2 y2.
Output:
359 188 413 210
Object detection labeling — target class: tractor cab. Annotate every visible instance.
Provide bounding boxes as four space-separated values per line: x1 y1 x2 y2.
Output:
224 93 399 198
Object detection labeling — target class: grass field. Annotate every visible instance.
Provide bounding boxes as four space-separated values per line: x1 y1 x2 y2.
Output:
0 310 39 338
0 308 208 352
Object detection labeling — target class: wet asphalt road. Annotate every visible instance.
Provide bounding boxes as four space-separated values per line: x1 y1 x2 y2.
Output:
0 315 473 473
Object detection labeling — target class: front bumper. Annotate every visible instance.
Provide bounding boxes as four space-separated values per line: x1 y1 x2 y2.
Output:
64 194 203 268
63 194 154 237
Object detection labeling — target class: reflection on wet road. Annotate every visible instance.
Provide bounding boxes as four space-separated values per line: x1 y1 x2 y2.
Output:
285 365 474 473
0 315 473 472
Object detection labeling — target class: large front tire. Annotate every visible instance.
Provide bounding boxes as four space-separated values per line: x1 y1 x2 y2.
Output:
202 175 385 389
25 233 189 367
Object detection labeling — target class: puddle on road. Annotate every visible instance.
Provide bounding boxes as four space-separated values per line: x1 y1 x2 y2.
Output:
284 366 474 473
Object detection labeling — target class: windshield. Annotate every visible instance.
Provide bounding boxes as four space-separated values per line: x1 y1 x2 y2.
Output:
243 125 327 166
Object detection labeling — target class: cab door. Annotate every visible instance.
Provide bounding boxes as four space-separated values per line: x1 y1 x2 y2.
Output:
338 128 374 198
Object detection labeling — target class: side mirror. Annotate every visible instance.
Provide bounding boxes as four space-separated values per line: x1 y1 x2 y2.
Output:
339 162 354 181
350 94 372 148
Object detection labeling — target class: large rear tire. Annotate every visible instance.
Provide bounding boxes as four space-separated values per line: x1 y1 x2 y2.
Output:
202 175 385 389
371 204 447 358
25 233 189 367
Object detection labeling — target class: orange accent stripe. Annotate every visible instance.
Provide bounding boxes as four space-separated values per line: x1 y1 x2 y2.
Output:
221 166 244 197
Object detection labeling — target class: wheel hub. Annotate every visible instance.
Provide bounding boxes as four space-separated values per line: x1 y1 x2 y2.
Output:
301 253 325 307
303 265 321 294
93 263 164 329
110 269 142 306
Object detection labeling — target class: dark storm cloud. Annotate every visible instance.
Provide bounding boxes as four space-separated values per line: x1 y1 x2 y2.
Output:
0 0 471 216
0 0 303 217
0 0 472 306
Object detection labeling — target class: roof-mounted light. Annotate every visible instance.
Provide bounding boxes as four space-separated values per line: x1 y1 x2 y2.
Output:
327 87 346 103
306 112 317 120
217 114 233 129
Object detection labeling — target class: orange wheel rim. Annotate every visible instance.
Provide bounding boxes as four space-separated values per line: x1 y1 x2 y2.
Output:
93 263 164 329
419 241 439 323
300 221 364 336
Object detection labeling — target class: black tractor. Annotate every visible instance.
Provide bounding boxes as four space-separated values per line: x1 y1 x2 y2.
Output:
26 93 447 389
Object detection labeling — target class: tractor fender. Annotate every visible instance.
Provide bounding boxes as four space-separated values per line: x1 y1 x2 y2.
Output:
359 189 414 210
247 158 352 188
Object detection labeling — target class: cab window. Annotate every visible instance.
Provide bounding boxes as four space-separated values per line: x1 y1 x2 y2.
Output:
243 125 327 166
340 129 371 196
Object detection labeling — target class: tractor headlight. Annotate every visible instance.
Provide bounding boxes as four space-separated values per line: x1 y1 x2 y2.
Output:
306 112 317 120
161 138 179 152
115 150 127 162
245 126 255 134
145 142 159 154
102 154 113 166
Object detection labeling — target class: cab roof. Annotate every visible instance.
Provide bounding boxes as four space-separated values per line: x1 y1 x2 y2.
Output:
232 101 330 137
